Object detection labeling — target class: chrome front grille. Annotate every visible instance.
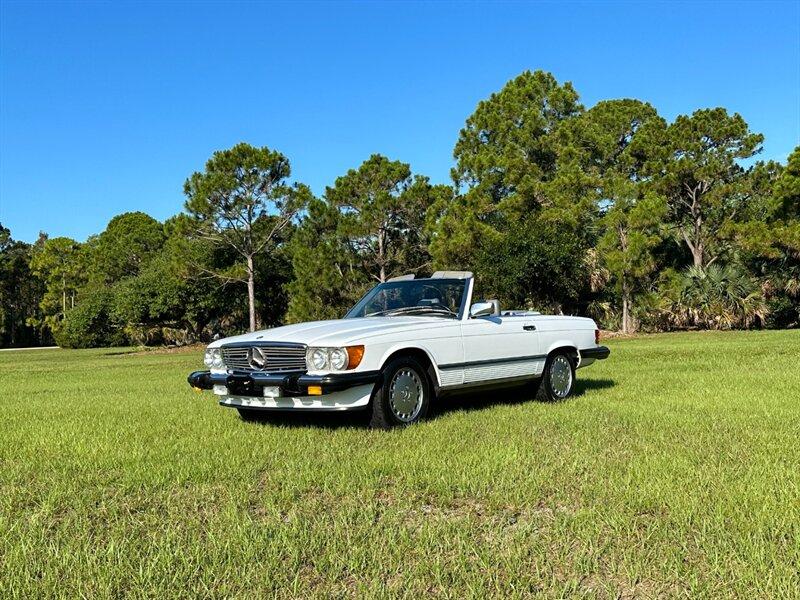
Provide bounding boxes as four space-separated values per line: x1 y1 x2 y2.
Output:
221 344 307 372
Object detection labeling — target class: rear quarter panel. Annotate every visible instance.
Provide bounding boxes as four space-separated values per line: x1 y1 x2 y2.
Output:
534 316 597 355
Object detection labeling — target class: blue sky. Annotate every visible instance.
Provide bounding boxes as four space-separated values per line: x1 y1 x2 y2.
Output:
1 1 798 243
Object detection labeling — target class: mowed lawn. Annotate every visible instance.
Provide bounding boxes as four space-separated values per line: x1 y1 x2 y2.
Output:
1 331 799 598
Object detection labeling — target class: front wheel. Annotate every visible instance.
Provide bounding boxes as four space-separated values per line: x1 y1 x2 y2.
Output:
535 352 576 402
370 356 432 428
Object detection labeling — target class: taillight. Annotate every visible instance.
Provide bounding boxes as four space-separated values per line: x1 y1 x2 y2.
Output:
595 329 600 344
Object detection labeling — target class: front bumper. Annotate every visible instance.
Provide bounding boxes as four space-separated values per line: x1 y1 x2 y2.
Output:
217 384 375 412
187 369 381 397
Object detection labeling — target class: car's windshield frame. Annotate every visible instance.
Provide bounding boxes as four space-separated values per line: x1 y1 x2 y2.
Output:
344 278 470 320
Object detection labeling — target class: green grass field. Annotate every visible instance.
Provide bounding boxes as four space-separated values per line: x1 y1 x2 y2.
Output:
1 331 799 598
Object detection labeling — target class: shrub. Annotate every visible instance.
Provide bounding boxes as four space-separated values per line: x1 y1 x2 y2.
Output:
658 265 767 330
54 289 128 348
765 295 799 329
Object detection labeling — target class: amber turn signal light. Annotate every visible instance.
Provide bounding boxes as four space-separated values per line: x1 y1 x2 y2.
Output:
346 345 365 369
307 385 323 396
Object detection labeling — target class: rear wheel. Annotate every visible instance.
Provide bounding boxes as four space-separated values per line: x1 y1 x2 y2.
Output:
370 356 432 428
535 352 575 402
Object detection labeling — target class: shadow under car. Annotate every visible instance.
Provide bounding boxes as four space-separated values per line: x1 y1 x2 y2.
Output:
233 377 616 429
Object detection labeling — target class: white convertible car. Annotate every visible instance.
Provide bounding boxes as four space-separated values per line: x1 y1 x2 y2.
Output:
188 272 610 427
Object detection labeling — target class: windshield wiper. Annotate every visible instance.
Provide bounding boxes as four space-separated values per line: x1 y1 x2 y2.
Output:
366 306 457 318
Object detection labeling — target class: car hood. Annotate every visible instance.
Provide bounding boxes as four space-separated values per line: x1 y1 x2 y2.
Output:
208 316 460 348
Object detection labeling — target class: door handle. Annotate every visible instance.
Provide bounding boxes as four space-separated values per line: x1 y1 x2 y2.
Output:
523 324 536 331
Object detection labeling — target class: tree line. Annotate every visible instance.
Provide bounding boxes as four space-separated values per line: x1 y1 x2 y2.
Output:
1 70 798 348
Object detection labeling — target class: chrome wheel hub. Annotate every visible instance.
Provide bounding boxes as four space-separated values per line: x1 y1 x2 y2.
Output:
389 368 424 422
550 355 573 398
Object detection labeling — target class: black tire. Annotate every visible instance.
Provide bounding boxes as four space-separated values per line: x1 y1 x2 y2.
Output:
535 352 576 402
237 408 269 422
369 356 433 429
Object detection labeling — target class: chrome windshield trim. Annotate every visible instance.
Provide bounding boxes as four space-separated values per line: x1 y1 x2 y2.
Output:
344 277 471 320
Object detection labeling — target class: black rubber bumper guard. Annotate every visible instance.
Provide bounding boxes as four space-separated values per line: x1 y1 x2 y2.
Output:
580 346 611 360
188 369 381 397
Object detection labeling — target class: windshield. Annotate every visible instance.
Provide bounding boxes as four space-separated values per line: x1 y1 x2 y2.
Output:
345 279 467 319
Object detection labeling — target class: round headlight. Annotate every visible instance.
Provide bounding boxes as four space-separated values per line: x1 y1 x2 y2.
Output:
310 348 328 370
211 348 224 369
204 348 214 367
329 347 348 371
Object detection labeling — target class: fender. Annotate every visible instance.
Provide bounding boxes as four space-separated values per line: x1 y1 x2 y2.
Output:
376 343 444 387
544 340 579 366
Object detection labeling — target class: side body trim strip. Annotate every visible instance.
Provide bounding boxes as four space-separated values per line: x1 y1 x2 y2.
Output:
439 354 548 370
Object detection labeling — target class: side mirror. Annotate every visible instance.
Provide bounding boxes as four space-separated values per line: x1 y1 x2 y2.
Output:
469 301 494 318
